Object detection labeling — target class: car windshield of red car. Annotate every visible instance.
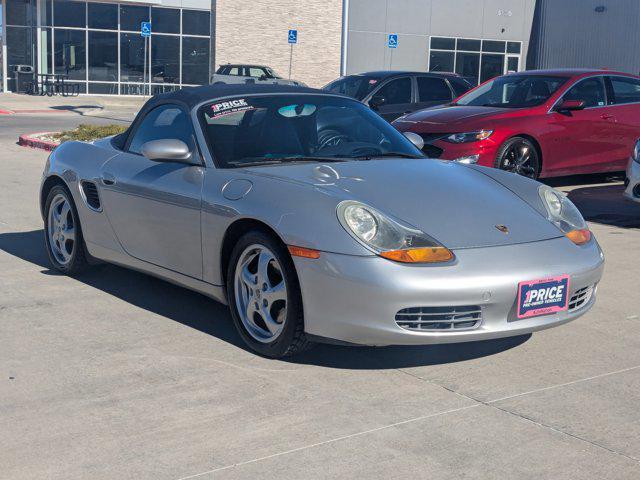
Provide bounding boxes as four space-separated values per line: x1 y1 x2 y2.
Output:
455 75 570 108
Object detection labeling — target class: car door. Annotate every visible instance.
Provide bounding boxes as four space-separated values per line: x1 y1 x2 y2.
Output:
366 76 413 122
605 75 640 170
100 103 205 278
415 76 455 111
546 76 618 175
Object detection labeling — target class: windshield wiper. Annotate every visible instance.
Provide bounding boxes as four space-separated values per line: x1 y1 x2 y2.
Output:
351 152 424 160
230 156 347 167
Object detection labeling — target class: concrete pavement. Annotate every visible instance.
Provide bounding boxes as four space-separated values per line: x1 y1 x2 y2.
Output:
1 113 640 479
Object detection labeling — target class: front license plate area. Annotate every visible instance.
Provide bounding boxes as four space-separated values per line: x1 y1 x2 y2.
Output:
516 275 570 320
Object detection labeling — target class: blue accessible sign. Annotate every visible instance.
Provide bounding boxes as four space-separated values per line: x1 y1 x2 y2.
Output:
288 29 298 44
141 21 151 37
388 33 398 48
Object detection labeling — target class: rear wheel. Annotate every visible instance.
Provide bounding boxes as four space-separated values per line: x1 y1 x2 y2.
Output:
44 185 90 274
226 231 313 358
494 136 540 179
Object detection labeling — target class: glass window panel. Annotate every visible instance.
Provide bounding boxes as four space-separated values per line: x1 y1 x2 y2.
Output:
54 29 86 80
480 54 504 83
128 105 195 154
151 35 180 84
564 78 606 107
53 0 86 28
610 77 640 104
6 0 35 26
430 37 455 50
507 42 521 54
40 28 54 74
429 51 454 72
42 0 54 27
507 56 519 73
182 36 210 85
248 67 266 78
417 77 452 102
88 82 118 94
120 5 149 32
151 7 180 34
182 10 210 36
456 39 480 51
375 77 411 105
455 52 480 79
121 83 147 95
482 40 506 53
88 3 118 30
89 31 117 81
120 33 145 82
6 27 35 67
151 84 181 94
64 81 87 94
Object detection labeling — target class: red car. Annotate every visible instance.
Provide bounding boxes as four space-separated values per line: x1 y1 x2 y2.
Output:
393 69 640 178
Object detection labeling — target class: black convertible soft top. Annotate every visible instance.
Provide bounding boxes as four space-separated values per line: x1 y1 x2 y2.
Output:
112 84 330 150
145 83 325 110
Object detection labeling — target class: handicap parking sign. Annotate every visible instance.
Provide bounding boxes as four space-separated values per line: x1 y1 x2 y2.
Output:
288 29 298 44
141 22 151 37
388 34 398 48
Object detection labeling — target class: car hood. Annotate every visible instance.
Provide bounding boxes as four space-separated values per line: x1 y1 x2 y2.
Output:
394 105 515 129
242 159 562 250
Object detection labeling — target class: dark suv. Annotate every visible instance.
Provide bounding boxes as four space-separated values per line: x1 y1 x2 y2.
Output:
323 71 473 121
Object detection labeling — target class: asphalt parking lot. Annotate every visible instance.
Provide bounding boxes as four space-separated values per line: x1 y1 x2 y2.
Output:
2 113 640 479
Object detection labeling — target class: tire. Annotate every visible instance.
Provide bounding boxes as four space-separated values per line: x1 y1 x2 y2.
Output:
494 136 540 179
226 230 313 358
43 185 90 275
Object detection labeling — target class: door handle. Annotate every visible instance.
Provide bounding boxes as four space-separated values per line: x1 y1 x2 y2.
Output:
101 173 116 186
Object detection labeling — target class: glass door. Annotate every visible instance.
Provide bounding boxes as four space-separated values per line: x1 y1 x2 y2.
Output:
505 55 520 74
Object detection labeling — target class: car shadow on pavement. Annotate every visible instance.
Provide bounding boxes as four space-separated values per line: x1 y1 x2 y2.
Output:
0 229 531 369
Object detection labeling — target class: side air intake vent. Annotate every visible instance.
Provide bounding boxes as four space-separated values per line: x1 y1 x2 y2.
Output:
80 181 101 211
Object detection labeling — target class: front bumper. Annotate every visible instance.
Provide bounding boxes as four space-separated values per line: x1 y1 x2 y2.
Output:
293 236 604 346
624 158 640 203
427 139 500 167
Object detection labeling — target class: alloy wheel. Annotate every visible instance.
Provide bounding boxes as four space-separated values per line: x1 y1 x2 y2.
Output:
500 141 538 178
233 244 288 343
47 193 76 265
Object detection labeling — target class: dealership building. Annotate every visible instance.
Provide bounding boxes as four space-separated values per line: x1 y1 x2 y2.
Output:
1 0 638 94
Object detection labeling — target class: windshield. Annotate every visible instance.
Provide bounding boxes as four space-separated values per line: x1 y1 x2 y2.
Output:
199 94 423 168
455 75 569 108
323 75 383 100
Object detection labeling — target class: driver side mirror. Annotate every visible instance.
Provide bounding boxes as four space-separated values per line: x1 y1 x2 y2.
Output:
141 139 196 165
554 99 586 112
403 131 424 150
369 94 387 110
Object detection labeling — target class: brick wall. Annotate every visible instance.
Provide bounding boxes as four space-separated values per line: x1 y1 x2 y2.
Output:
215 0 343 88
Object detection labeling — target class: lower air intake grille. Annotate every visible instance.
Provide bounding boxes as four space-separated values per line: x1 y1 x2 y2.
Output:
395 305 482 332
80 181 101 211
569 285 594 312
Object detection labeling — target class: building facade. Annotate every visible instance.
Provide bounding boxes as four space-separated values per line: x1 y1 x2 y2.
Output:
1 0 638 94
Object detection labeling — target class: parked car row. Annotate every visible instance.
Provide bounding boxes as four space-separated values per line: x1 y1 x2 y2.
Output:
41 84 605 358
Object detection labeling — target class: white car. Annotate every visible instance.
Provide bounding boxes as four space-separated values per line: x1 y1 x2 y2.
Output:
624 139 640 203
210 64 305 87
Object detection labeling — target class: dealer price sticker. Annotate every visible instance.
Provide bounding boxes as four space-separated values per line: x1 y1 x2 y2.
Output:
517 275 570 319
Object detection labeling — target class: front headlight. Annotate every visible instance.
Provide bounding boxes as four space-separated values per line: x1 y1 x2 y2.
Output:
337 201 454 263
538 185 591 245
443 130 493 143
632 139 640 164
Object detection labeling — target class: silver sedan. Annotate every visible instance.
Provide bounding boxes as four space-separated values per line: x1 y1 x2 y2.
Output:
40 85 604 358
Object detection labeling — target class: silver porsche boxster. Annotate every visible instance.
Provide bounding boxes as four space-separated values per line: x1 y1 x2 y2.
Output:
40 85 604 357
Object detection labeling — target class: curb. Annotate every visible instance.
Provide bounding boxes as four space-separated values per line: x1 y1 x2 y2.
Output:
18 132 60 151
0 109 15 115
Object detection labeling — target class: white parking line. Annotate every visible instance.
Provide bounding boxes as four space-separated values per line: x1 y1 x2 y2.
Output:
176 364 640 480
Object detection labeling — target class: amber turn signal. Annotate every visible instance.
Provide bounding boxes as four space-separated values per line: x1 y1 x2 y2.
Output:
565 229 591 245
288 245 321 259
379 246 454 263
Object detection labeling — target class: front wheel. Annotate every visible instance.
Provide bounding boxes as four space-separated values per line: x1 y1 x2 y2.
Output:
226 231 313 358
44 185 90 275
494 137 540 179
